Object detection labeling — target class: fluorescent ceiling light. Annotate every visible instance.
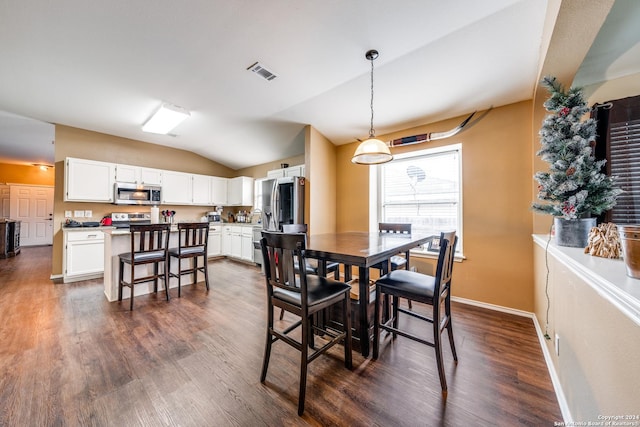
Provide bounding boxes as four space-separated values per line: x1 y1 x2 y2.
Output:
142 103 190 134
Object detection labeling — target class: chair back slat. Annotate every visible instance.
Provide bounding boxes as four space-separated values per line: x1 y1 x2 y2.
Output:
433 230 457 297
129 224 170 255
379 223 411 234
261 231 308 298
177 222 209 250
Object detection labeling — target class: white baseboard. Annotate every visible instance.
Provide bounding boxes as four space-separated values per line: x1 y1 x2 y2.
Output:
452 296 571 423
50 274 63 280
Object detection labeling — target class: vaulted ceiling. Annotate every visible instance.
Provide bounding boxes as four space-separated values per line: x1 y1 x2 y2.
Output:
0 1 638 170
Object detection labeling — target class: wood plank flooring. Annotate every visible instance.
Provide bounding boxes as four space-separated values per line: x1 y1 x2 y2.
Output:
0 246 562 426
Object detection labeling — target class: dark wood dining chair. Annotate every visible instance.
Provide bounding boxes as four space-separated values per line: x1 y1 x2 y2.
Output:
374 222 413 309
168 222 210 297
279 224 342 320
373 230 458 397
260 231 352 416
118 223 171 310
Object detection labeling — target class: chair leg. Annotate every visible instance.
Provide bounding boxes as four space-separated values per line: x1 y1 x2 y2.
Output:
193 257 198 285
392 295 399 338
433 310 447 395
373 284 381 359
203 255 210 291
279 308 285 320
298 313 310 416
343 294 352 369
260 301 275 383
129 261 135 311
164 259 170 301
153 262 158 293
118 260 124 302
177 258 182 298
445 297 457 362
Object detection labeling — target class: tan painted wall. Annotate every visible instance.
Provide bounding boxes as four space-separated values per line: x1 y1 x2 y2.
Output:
235 154 305 179
52 125 237 276
337 102 535 311
0 163 55 186
305 125 337 235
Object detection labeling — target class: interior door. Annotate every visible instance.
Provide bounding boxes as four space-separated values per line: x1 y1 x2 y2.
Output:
10 185 54 246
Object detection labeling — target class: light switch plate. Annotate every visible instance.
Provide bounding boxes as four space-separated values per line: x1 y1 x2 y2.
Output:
65 211 72 218
84 210 92 218
74 210 85 218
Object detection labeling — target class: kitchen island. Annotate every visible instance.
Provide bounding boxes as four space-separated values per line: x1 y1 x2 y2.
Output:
102 226 205 302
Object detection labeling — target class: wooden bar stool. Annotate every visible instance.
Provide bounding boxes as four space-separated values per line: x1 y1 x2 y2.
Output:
118 223 171 310
168 222 210 297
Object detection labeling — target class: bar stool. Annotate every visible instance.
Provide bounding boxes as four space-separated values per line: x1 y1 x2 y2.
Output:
118 223 171 310
168 222 210 297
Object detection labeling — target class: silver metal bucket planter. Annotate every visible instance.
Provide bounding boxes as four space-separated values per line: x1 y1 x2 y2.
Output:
554 217 597 248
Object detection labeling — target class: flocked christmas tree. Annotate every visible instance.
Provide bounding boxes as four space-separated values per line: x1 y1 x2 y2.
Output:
532 76 621 220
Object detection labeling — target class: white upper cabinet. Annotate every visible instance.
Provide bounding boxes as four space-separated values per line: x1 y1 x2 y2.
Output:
161 170 193 205
116 164 163 186
211 177 228 205
65 157 115 202
227 176 254 206
192 174 213 205
267 164 305 179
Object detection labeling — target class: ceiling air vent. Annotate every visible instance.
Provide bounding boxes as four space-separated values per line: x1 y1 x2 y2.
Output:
247 62 278 81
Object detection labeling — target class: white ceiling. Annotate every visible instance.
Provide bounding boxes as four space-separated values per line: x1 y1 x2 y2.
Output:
0 1 638 170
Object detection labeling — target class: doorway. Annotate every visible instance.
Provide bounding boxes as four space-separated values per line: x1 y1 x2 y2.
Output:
9 185 54 246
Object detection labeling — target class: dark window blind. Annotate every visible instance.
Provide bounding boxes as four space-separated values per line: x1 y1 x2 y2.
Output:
594 95 640 224
609 117 640 224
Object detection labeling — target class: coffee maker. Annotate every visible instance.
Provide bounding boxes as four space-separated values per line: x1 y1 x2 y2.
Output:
206 211 221 222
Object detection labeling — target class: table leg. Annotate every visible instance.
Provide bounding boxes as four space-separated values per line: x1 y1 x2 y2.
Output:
359 265 370 357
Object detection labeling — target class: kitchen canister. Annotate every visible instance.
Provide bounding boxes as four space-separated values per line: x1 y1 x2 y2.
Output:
618 224 640 279
150 206 159 224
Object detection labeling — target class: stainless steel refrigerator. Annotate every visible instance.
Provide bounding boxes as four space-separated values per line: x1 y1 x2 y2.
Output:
261 176 305 231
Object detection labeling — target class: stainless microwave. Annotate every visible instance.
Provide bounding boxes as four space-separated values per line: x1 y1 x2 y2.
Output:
113 182 161 205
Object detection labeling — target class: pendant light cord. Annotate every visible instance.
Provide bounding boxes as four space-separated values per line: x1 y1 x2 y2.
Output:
369 56 375 138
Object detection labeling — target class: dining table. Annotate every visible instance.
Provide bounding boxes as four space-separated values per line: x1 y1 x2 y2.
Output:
305 231 434 357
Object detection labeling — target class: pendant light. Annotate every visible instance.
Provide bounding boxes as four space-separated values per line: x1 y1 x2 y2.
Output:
351 49 393 165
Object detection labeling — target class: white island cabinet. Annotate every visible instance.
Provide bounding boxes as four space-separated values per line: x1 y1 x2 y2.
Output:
65 157 115 202
63 228 105 283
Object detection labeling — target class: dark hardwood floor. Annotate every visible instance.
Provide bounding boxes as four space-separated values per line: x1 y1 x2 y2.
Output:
0 246 562 426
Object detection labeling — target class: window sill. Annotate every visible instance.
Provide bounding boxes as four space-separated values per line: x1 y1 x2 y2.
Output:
532 234 640 326
410 250 465 262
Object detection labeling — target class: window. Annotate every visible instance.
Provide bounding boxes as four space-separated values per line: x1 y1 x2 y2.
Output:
254 177 269 211
593 95 640 224
376 143 462 255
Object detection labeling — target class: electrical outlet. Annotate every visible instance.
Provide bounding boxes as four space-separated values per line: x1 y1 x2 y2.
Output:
84 210 92 218
555 333 560 356
64 211 72 218
74 210 85 218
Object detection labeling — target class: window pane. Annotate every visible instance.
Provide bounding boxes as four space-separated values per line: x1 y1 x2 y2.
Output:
379 146 462 253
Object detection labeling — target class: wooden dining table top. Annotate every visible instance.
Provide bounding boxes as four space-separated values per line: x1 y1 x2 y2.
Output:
305 231 434 267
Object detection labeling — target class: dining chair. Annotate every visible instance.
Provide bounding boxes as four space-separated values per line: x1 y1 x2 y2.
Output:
118 223 171 310
260 231 352 416
373 230 458 397
168 222 210 297
374 222 413 310
279 224 341 320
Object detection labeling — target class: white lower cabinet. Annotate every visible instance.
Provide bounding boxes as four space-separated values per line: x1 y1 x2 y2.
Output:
64 229 105 283
241 227 253 261
220 225 254 262
207 225 222 257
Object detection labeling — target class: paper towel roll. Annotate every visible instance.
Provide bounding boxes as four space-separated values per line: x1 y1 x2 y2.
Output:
150 206 159 224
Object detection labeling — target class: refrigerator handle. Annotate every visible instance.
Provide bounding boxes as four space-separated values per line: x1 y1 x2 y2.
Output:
271 179 279 231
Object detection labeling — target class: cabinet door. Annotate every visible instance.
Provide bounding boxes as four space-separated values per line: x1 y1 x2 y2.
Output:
231 227 242 258
115 164 138 183
211 177 228 205
241 233 253 261
208 231 221 257
66 233 105 277
139 167 163 185
162 171 193 204
284 165 305 177
65 158 115 202
267 169 285 179
222 227 232 255
227 176 254 206
192 174 212 205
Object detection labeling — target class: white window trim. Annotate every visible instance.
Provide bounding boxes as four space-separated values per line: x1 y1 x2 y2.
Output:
371 143 464 259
